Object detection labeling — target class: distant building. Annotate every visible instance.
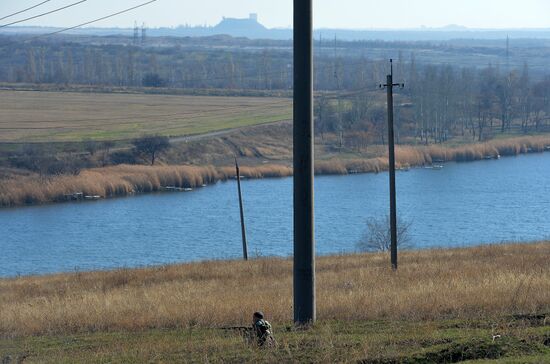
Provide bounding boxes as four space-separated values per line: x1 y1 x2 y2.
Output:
215 13 267 37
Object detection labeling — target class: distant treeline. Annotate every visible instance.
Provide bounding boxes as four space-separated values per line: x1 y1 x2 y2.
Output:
316 61 550 145
0 35 549 144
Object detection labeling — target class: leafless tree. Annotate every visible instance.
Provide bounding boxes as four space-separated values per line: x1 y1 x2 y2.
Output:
356 215 412 252
132 135 170 165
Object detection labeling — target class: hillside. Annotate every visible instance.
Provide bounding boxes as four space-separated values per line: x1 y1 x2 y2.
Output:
0 243 548 362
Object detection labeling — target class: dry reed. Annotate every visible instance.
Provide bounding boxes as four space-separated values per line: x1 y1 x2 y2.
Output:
1 135 549 207
0 243 548 338
0 164 292 207
316 135 550 174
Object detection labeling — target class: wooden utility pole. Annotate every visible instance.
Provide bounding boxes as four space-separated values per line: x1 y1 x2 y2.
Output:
235 157 248 261
381 59 404 270
293 0 315 324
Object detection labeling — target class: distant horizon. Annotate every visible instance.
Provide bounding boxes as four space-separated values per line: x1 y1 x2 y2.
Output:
1 1 549 30
7 21 550 32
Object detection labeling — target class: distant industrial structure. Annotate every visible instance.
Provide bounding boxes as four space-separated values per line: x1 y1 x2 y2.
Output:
133 21 147 45
215 13 267 37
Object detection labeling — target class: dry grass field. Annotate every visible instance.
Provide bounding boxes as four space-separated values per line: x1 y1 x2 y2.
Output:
1 243 548 337
0 243 548 362
0 90 292 142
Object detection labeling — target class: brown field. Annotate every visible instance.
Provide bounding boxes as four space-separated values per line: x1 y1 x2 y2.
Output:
0 90 292 142
0 242 548 338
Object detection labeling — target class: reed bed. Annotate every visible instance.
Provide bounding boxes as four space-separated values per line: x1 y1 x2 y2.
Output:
218 164 292 179
0 164 292 207
318 135 550 174
0 243 548 338
412 135 550 164
1 135 549 207
316 157 389 175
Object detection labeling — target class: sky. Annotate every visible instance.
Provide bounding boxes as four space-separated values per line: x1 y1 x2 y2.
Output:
1 0 550 30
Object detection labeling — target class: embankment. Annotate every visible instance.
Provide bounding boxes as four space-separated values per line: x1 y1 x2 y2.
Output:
1 135 549 207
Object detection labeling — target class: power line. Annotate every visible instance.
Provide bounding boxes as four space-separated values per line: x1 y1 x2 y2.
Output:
28 0 158 39
0 0 88 29
0 0 53 22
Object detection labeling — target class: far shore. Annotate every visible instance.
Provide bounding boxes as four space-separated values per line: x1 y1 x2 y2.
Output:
1 135 549 208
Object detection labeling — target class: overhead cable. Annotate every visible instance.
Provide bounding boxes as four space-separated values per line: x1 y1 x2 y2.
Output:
0 0 53 22
0 0 88 29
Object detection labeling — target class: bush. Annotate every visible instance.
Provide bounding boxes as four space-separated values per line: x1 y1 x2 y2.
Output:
109 150 137 165
357 215 412 252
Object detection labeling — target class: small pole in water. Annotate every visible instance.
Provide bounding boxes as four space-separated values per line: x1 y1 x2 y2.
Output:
235 157 248 261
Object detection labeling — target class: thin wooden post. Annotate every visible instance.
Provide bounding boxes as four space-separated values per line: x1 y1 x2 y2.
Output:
235 157 248 261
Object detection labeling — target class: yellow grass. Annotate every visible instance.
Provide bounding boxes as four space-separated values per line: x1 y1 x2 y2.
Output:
0 243 548 338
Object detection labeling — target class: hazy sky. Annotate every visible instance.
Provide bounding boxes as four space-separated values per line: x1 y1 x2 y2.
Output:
1 0 549 29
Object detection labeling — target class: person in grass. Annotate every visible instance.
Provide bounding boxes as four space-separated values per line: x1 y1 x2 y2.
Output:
252 311 276 347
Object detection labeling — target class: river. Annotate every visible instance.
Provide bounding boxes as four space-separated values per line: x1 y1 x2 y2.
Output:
1 153 549 277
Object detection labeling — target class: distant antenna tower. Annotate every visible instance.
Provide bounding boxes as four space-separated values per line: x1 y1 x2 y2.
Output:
133 21 139 45
141 22 147 45
506 35 510 71
333 34 340 89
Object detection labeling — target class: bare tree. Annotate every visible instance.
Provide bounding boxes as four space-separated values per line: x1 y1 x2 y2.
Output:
83 138 99 156
132 135 170 165
368 106 386 146
101 140 115 167
357 215 412 252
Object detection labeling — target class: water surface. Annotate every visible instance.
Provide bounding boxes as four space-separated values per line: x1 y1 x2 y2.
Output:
1 153 549 277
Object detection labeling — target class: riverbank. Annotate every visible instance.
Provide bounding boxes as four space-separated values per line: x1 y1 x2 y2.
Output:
0 164 292 207
1 135 549 207
1 243 549 362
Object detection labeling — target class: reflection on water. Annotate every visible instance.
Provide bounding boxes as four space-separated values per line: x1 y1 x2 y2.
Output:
1 153 549 277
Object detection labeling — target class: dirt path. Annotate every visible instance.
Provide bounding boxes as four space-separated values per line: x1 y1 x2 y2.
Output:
169 118 291 144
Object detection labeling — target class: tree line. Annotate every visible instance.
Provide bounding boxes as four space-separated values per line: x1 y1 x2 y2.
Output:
315 60 550 146
1 37 549 145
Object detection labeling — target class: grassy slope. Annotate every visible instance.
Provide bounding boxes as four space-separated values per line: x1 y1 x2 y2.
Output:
0 243 549 363
0 90 292 142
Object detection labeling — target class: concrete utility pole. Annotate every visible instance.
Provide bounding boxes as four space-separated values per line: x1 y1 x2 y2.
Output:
381 59 404 270
235 158 248 261
293 0 315 324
